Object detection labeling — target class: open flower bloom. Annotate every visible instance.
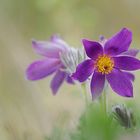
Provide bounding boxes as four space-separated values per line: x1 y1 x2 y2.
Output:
72 28 140 99
26 35 75 95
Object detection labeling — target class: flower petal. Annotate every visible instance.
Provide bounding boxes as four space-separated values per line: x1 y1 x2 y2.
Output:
26 59 61 80
104 28 132 56
72 59 94 82
51 35 69 50
123 71 135 82
121 49 139 57
32 40 66 58
106 69 133 97
90 72 105 99
82 39 103 60
113 56 140 71
51 70 66 95
66 75 75 84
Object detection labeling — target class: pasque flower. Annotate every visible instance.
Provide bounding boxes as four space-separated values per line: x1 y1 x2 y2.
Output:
72 28 140 99
112 104 136 128
26 35 75 95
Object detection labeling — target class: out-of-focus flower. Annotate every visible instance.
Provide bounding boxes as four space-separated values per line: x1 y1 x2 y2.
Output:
112 104 136 128
60 47 85 74
26 35 82 95
72 28 140 99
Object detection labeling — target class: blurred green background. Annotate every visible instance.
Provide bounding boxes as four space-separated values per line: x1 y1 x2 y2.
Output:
0 0 140 140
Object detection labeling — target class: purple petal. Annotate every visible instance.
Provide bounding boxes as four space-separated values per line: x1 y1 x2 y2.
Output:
123 71 135 82
66 75 75 84
26 58 61 80
106 69 133 97
82 39 103 60
51 35 69 50
90 72 105 99
104 28 132 56
72 59 94 82
51 70 66 95
32 40 66 58
121 49 139 57
113 56 140 71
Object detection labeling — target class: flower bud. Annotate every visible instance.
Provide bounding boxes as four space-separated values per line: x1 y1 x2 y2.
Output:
112 104 136 128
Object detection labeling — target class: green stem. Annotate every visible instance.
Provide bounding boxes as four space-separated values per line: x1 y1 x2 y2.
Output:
81 83 88 108
100 88 107 115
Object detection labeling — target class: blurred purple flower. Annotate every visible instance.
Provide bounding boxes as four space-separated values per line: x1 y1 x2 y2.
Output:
26 35 74 95
72 28 140 99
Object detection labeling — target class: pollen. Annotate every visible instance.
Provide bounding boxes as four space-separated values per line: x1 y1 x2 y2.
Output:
95 54 114 74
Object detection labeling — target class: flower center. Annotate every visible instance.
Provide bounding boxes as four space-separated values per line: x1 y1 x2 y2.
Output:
95 54 114 74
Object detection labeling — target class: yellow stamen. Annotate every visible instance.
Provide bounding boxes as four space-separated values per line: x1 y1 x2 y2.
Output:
95 54 114 74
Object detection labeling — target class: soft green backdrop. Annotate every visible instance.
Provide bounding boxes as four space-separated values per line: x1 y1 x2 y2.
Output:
0 0 140 140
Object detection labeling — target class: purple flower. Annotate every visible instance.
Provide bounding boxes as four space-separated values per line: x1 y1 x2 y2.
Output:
72 28 140 99
26 35 74 95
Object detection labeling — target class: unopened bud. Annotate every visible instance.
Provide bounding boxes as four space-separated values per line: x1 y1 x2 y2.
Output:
112 104 136 128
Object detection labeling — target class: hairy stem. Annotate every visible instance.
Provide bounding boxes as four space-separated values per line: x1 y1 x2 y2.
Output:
100 88 107 115
81 83 88 108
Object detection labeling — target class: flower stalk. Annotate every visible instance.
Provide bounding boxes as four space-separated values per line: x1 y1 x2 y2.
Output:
81 83 88 108
100 88 107 115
